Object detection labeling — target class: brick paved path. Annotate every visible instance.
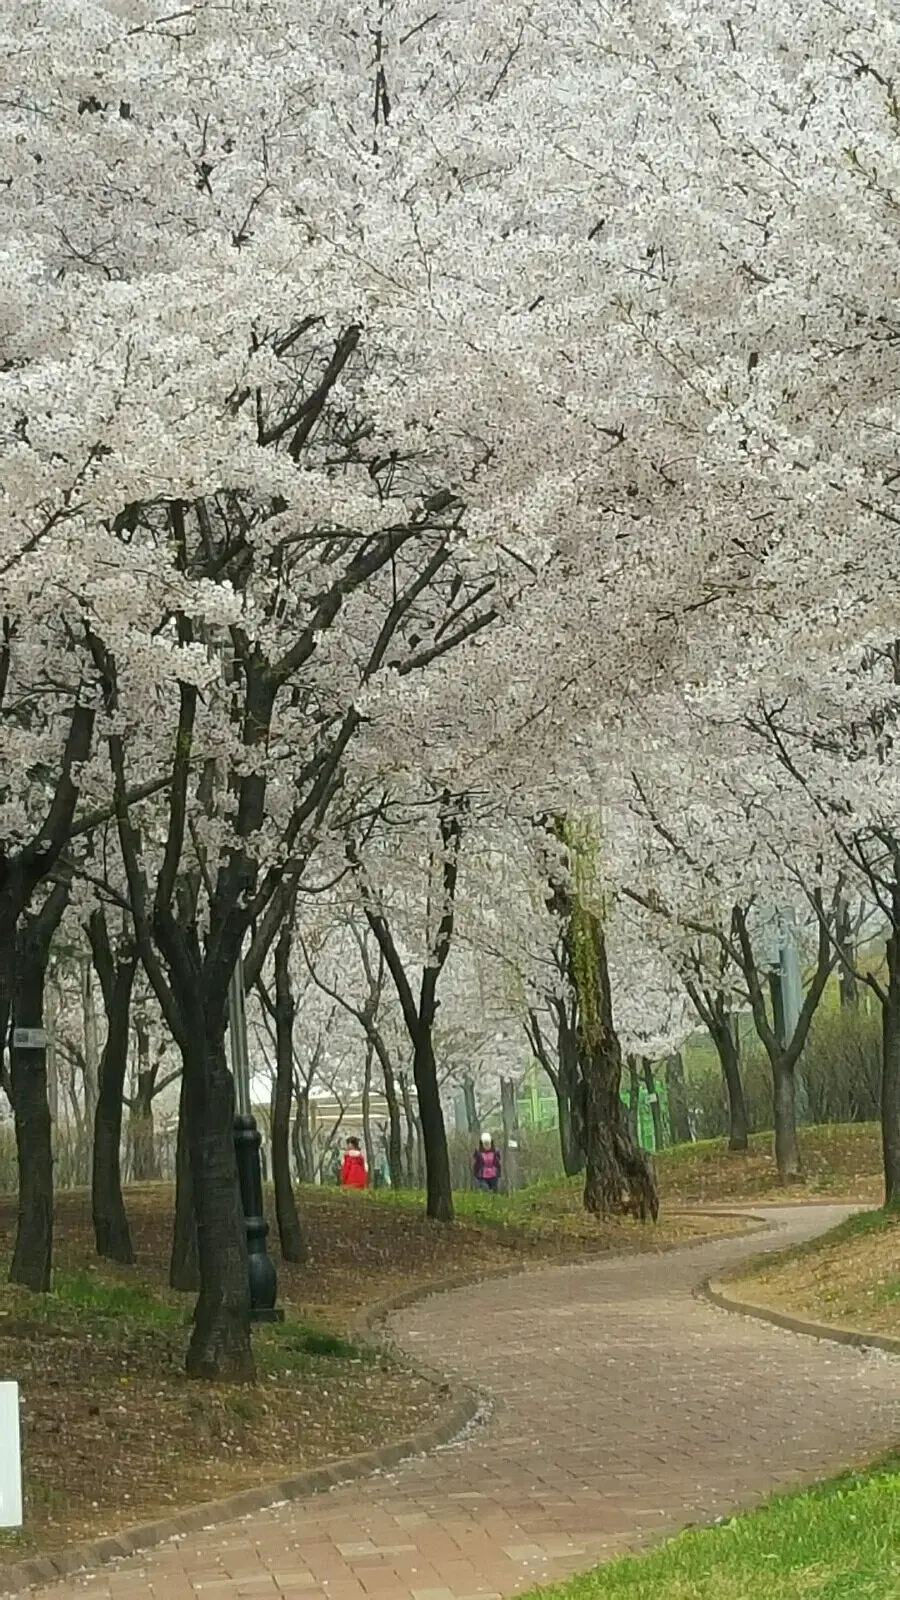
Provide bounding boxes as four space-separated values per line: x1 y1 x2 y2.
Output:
26 1206 900 1600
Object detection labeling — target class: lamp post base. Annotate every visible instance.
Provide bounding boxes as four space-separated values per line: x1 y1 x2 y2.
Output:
233 1111 282 1322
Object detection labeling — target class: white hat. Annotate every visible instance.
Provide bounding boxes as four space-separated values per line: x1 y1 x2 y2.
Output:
480 1131 492 1147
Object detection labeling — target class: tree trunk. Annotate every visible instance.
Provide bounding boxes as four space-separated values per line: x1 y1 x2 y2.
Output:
881 929 900 1207
272 931 305 1261
9 894 68 1292
292 1088 314 1184
91 947 137 1264
462 1077 479 1135
129 1013 162 1179
81 956 101 1153
665 1051 692 1144
398 1070 417 1187
772 1055 802 1181
361 1042 376 1178
712 1015 749 1152
556 1007 585 1175
129 1070 161 1181
641 1058 664 1150
45 978 59 1123
578 919 658 1222
183 1020 253 1381
838 902 860 1010
625 1054 641 1145
170 1072 200 1291
412 1026 449 1217
500 1076 519 1193
380 1054 404 1187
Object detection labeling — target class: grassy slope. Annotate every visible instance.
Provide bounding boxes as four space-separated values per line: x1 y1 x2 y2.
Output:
725 1204 900 1337
528 1457 900 1599
655 1122 884 1206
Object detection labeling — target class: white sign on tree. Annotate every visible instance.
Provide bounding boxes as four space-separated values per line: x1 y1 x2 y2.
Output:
0 1383 22 1528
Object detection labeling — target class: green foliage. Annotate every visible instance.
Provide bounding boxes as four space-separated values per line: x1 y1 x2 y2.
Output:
527 1455 900 1598
684 988 882 1139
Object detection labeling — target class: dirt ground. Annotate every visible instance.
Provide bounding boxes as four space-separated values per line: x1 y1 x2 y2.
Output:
0 1182 741 1562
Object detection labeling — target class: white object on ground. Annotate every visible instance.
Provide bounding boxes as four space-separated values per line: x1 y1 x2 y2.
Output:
0 1382 22 1527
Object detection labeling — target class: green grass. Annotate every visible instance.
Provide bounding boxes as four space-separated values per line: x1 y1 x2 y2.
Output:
364 1175 581 1227
529 1457 900 1599
53 1270 183 1324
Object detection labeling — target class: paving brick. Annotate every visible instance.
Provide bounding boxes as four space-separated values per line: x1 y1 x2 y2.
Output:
25 1206 900 1600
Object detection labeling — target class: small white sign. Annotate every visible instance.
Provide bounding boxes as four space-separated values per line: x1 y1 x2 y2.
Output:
0 1382 22 1528
11 1028 47 1051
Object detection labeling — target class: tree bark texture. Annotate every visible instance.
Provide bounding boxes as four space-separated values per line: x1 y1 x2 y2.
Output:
641 1057 664 1150
576 917 658 1222
713 1015 749 1152
170 1071 200 1291
500 1076 520 1193
90 915 137 1265
183 1021 253 1381
90 960 136 1260
9 886 69 1292
772 1056 802 1181
556 1005 585 1175
398 1071 418 1187
665 1052 692 1145
413 1025 452 1219
361 1041 376 1177
882 928 900 1207
380 1053 404 1187
463 1077 479 1135
272 927 306 1261
129 1016 162 1180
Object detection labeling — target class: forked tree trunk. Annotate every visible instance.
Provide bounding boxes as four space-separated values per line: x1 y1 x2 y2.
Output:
129 1016 162 1181
272 928 305 1261
170 1072 199 1291
413 1026 450 1218
91 934 137 1265
129 1071 160 1181
665 1052 692 1145
182 1020 253 1381
772 1056 801 1182
713 1016 749 1152
577 918 658 1222
837 901 860 1010
881 928 900 1208
9 888 69 1292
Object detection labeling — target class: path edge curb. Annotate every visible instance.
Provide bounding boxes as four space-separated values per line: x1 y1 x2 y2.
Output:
697 1275 900 1358
0 1335 479 1599
0 1208 765 1598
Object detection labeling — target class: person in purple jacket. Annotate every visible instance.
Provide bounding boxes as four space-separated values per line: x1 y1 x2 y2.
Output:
473 1131 501 1192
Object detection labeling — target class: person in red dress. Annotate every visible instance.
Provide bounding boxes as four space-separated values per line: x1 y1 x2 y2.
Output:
340 1135 368 1189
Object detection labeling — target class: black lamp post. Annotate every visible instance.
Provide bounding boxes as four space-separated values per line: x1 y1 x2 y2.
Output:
228 953 283 1322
